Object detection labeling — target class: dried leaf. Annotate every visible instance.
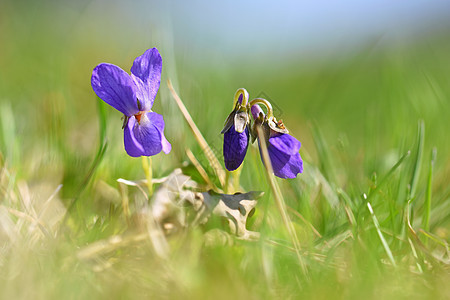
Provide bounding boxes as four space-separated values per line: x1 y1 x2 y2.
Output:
131 169 261 240
188 190 262 240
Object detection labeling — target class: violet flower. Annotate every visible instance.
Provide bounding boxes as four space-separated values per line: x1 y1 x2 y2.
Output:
221 90 250 171
91 48 171 157
251 104 303 179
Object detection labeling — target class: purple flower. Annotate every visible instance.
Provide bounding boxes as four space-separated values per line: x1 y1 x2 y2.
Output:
91 48 171 157
266 132 303 179
251 104 303 179
221 94 250 171
223 125 249 171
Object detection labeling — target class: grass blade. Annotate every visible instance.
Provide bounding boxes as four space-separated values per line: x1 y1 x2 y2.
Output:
311 122 335 183
409 120 425 201
61 98 108 226
256 126 309 278
185 148 218 192
167 79 226 187
0 102 17 165
367 202 397 267
422 148 436 233
367 150 410 200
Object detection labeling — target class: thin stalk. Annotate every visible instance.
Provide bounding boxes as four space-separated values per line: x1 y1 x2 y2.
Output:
311 122 335 183
367 202 397 267
423 148 436 234
234 88 249 106
168 79 226 187
249 98 274 118
224 170 231 194
408 237 424 273
185 148 218 192
142 156 153 197
256 126 309 278
367 150 410 201
409 120 425 201
232 165 243 193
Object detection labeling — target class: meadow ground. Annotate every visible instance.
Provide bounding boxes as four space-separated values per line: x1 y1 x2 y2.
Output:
0 2 449 299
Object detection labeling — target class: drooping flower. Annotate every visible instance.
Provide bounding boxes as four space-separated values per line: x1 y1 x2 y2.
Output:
251 104 303 179
221 91 250 171
91 48 171 157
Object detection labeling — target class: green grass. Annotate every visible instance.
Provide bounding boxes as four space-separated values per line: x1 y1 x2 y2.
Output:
1 2 450 299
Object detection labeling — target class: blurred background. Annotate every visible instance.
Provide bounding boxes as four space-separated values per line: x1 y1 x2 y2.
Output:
1 0 450 181
1 0 450 233
1 0 450 297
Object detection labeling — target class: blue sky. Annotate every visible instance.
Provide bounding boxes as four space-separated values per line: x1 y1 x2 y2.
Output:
40 0 450 63
157 0 450 59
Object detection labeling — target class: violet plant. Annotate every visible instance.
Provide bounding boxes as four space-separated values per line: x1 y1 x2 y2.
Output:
91 47 171 195
91 47 171 157
222 89 303 179
221 88 250 171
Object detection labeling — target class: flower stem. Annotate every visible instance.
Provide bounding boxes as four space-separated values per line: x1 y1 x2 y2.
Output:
224 170 231 194
224 164 243 194
234 88 249 106
232 164 243 192
256 126 309 278
142 156 153 198
249 98 274 118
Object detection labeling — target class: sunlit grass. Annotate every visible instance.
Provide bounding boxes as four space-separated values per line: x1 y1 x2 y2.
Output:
0 5 450 299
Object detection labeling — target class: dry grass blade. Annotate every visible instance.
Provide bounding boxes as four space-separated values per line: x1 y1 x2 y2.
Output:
256 126 309 278
185 148 219 192
77 233 148 261
167 79 226 187
287 206 322 239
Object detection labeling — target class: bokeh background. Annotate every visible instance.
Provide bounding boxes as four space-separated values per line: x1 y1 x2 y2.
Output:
1 0 449 298
2 0 450 181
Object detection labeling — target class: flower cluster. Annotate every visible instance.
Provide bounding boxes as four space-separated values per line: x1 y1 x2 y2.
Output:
221 89 303 179
91 48 302 179
91 48 171 157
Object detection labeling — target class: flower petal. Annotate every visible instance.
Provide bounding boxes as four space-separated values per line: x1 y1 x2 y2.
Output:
269 148 303 179
269 133 301 156
124 116 144 157
130 48 162 110
148 112 172 154
91 63 139 116
223 125 249 171
258 134 303 178
251 104 264 120
237 93 243 104
123 112 171 157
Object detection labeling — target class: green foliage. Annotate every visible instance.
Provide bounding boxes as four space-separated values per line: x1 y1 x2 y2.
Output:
0 3 449 299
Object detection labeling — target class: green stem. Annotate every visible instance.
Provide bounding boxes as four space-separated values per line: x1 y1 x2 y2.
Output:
142 156 153 198
232 164 243 192
224 170 230 194
249 98 274 118
423 148 436 237
233 88 249 106
256 126 309 278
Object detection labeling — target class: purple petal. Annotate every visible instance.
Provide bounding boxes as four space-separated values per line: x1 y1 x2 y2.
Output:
269 148 303 179
251 104 264 120
223 125 249 171
91 63 139 116
269 133 301 156
258 133 303 178
130 48 162 111
237 93 243 104
150 112 172 154
123 112 171 157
